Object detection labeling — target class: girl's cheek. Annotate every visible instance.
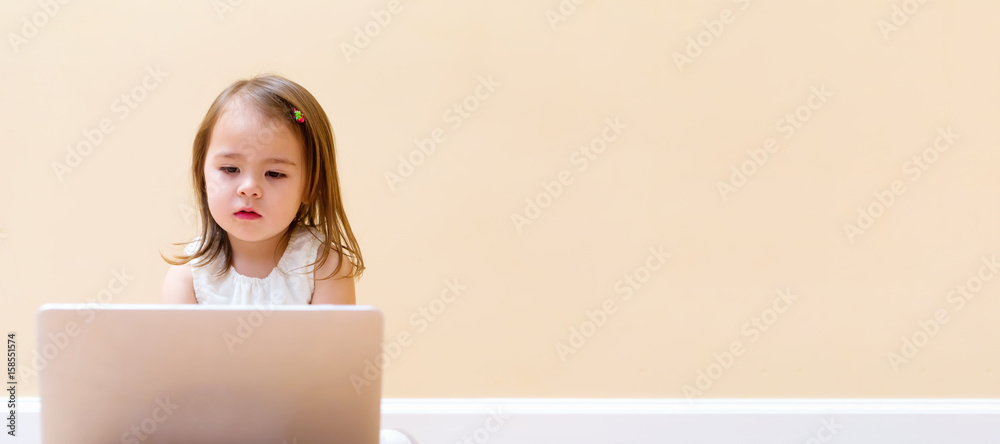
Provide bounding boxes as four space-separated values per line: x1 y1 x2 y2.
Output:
205 174 225 199
205 172 225 189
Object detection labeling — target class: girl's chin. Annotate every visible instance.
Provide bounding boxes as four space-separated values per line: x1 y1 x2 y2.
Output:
222 227 281 244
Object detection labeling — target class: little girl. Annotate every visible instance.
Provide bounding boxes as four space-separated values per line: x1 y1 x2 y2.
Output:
161 74 363 305
159 75 417 444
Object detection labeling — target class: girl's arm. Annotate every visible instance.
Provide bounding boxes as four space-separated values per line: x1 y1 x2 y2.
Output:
160 264 197 304
311 249 356 305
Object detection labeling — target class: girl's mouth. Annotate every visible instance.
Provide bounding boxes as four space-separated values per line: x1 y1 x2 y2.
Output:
235 211 261 220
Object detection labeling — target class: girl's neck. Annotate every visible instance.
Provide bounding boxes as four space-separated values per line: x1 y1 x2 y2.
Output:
228 228 292 278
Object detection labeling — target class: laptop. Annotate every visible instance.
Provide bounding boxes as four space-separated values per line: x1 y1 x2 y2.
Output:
36 303 384 444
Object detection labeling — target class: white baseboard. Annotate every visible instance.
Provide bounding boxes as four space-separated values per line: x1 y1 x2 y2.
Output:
9 398 1000 443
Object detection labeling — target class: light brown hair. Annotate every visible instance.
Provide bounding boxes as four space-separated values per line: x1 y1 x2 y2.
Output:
163 74 364 281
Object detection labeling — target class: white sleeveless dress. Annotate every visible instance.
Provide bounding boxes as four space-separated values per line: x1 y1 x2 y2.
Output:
184 224 324 305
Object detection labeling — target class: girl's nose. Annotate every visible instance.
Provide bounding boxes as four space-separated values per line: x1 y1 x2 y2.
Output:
237 176 262 198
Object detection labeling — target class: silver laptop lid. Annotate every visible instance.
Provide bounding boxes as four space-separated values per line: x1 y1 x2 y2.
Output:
37 304 383 444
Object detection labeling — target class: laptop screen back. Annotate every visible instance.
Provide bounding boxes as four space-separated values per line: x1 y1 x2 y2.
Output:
37 304 383 444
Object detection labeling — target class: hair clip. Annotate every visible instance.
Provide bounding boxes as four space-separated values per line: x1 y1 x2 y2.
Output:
293 108 305 123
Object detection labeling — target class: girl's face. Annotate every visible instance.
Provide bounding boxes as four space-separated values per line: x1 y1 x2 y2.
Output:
203 104 306 245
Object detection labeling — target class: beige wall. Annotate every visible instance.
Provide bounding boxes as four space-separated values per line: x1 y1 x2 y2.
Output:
2 0 999 398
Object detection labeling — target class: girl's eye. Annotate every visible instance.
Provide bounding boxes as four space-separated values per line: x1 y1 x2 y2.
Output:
221 167 238 174
266 171 285 178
